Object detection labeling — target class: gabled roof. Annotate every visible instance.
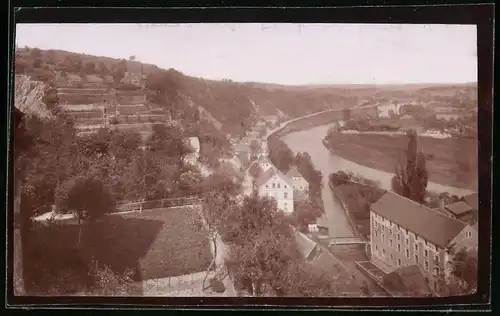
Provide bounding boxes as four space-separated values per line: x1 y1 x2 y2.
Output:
235 152 249 166
256 155 272 165
384 265 433 296
286 166 304 178
294 231 317 261
462 192 478 211
445 201 473 216
370 191 467 248
188 137 200 151
255 167 294 188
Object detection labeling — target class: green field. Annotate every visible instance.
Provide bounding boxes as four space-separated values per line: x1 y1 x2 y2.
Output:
325 133 477 190
26 207 212 294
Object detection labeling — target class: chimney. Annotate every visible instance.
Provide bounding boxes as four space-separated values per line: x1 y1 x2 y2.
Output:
438 198 445 210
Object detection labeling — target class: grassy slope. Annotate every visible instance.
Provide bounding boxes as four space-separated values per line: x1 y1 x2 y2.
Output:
325 133 477 190
26 207 212 293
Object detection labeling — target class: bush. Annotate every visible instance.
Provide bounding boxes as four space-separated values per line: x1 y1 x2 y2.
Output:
209 278 226 293
329 171 351 186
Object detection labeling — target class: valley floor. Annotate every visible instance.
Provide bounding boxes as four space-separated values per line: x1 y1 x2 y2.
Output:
324 133 478 191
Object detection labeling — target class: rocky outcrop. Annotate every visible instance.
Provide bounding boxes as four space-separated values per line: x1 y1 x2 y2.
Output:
14 75 52 119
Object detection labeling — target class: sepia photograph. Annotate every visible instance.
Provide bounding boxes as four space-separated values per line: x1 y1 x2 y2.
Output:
9 17 490 307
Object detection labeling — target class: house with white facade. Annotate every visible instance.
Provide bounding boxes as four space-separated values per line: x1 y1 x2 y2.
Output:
377 103 403 118
184 136 201 165
254 167 294 214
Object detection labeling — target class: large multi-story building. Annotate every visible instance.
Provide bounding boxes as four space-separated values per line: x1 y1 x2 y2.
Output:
370 191 478 294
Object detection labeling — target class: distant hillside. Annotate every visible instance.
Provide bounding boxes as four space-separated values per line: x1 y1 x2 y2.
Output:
14 47 477 136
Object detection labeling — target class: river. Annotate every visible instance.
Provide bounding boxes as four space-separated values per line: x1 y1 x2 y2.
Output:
281 124 474 238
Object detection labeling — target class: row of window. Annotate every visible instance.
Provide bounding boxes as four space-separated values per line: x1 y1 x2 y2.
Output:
373 218 439 252
374 244 441 276
266 192 289 199
374 230 440 263
266 182 287 189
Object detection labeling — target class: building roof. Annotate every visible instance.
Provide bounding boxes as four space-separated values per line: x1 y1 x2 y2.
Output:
86 74 104 83
67 73 83 81
316 215 330 229
188 137 200 152
370 191 467 248
462 192 478 211
236 152 249 166
294 231 317 260
384 265 433 296
262 115 278 121
286 166 304 178
255 167 294 188
445 201 473 216
233 143 250 153
256 155 272 165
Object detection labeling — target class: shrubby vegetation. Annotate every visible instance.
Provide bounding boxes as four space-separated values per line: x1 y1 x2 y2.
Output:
329 171 385 238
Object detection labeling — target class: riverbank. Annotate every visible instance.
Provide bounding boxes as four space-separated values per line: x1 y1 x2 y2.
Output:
321 139 474 197
323 133 477 192
328 180 385 240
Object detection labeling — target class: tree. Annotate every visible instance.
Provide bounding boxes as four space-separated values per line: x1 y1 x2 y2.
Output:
268 138 294 173
110 129 142 160
274 260 339 297
226 230 301 296
147 123 191 160
250 140 261 159
55 176 115 243
292 199 322 232
112 59 127 83
199 190 237 291
178 170 202 195
84 62 96 74
249 163 263 180
391 129 428 204
13 107 33 295
201 164 242 197
449 247 478 294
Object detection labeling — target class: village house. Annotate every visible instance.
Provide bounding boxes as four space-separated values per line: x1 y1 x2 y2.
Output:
262 115 279 126
83 74 107 88
442 192 478 225
254 167 294 214
121 72 146 88
233 143 251 163
55 73 83 88
183 136 201 165
252 156 273 173
286 166 309 192
369 191 478 294
376 103 403 118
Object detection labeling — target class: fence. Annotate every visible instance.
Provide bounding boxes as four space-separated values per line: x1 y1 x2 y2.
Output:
113 195 203 214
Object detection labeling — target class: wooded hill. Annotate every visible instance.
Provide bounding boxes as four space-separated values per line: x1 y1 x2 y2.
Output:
15 46 477 137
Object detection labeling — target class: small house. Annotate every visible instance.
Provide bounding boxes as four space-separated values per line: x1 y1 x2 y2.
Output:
183 136 201 165
286 166 309 192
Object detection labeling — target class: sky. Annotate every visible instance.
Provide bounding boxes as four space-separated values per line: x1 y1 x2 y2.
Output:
15 23 477 85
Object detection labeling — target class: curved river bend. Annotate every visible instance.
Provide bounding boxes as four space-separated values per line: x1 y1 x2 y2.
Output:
281 124 474 238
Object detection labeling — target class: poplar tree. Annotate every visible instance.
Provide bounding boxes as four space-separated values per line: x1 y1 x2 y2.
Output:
391 129 428 204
